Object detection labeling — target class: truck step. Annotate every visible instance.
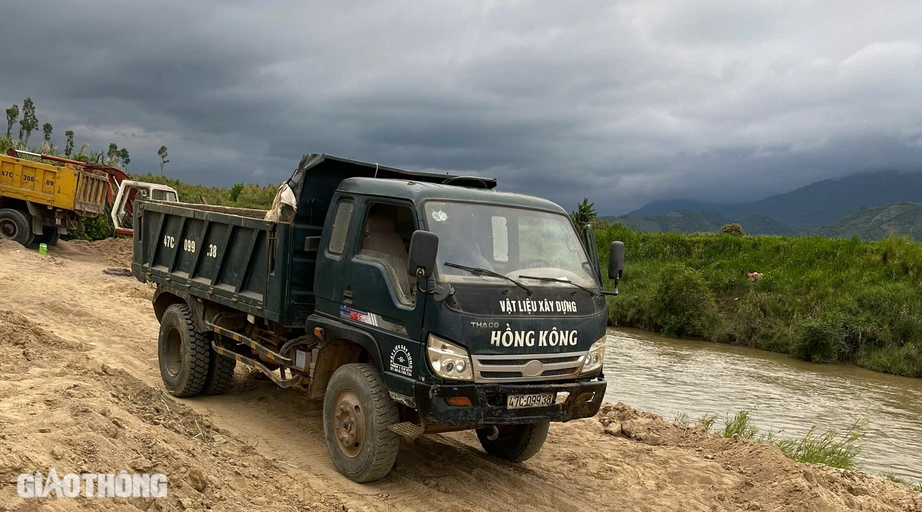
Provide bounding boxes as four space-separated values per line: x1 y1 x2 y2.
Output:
208 322 293 367
388 422 425 439
211 342 303 389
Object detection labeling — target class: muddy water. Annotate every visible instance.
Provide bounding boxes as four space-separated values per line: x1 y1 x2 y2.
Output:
602 328 922 482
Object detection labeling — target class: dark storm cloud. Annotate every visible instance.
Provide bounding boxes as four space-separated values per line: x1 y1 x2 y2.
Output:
2 0 921 214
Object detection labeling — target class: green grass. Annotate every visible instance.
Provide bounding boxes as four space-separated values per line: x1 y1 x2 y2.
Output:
131 173 278 210
772 420 867 470
692 410 865 470
721 410 758 439
596 223 922 378
884 472 922 493
885 472 907 484
697 413 718 432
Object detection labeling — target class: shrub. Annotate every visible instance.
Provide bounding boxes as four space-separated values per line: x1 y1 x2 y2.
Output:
651 263 719 338
64 206 115 241
720 223 744 236
790 316 850 363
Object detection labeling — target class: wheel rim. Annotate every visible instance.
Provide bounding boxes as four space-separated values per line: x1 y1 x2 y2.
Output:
164 327 183 377
333 389 366 459
0 218 18 240
491 425 520 443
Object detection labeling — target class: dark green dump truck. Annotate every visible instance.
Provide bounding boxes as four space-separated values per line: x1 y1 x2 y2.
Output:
132 153 624 482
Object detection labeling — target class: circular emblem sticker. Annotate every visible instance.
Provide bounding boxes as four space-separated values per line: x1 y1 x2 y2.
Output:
431 211 448 222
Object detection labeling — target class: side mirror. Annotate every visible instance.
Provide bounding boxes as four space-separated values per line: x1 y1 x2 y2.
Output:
408 230 439 279
608 241 625 280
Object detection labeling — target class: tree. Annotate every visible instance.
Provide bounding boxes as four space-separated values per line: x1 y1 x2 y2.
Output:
42 123 53 149
157 145 169 175
720 223 744 236
570 198 598 234
5 104 18 138
229 183 244 203
118 147 130 167
19 98 37 144
73 143 89 162
64 130 74 157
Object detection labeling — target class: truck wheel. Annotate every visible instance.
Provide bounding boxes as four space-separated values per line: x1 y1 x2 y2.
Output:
158 304 210 397
0 209 34 246
323 363 399 482
476 421 550 462
202 352 237 395
35 226 59 246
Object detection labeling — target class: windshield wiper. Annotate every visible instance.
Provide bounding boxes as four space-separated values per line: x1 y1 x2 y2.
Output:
517 274 599 297
444 262 533 296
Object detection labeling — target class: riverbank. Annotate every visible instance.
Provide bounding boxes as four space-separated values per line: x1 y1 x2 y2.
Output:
596 224 922 378
4 238 920 511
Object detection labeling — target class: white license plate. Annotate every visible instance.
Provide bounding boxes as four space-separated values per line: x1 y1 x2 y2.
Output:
507 393 555 410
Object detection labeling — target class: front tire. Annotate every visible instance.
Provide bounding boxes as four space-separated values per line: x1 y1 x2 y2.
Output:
323 363 399 482
476 421 550 462
158 304 210 397
0 209 34 246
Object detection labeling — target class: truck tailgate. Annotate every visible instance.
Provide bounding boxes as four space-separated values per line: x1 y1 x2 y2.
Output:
0 153 107 214
132 201 276 316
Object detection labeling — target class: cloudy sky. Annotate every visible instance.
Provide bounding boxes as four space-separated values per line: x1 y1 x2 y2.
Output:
2 0 921 214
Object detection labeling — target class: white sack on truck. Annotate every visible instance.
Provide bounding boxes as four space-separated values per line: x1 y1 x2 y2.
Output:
265 181 298 223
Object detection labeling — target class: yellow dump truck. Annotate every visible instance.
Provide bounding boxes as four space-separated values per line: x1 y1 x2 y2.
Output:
0 150 109 246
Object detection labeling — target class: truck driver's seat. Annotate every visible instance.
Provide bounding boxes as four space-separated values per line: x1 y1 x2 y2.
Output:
359 209 416 304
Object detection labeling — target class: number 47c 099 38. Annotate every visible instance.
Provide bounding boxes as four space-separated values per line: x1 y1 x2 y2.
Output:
507 393 554 409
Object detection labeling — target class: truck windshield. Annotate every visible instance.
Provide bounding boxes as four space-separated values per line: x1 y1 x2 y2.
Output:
423 201 598 288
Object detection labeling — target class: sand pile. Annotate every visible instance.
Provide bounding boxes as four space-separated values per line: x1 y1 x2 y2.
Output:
0 311 345 511
595 402 922 511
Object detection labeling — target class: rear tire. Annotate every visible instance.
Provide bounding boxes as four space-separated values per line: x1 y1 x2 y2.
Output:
0 209 34 246
476 421 550 462
202 352 237 395
35 226 59 246
157 304 210 397
323 363 399 482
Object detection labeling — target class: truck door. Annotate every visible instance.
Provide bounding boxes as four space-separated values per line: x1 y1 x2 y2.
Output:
319 197 356 304
341 199 424 395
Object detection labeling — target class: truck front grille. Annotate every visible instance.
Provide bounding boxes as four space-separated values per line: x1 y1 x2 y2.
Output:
471 351 586 383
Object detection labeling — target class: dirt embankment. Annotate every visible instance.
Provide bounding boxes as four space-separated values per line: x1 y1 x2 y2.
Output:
0 238 920 512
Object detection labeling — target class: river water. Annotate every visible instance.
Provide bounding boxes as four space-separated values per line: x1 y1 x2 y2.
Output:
602 328 922 482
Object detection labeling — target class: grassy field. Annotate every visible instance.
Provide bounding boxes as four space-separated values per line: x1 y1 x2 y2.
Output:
596 223 922 378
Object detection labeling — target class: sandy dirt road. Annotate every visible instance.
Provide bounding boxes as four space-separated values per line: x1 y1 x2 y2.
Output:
0 238 920 512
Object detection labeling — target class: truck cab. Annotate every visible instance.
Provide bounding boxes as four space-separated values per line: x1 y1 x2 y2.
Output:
133 153 623 483
311 178 611 427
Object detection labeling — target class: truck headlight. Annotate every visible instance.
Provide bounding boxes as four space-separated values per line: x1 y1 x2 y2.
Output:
581 336 606 374
427 334 474 381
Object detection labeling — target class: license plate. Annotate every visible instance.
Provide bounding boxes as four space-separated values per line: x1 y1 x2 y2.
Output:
507 393 555 410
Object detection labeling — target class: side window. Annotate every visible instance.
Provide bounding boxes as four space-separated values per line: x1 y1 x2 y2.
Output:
328 201 354 255
491 216 508 262
358 203 416 305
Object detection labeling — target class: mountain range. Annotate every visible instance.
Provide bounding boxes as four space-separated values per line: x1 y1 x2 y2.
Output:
604 171 922 240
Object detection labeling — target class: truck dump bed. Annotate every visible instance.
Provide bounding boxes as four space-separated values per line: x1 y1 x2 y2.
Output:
133 200 285 318
132 153 496 327
0 153 108 215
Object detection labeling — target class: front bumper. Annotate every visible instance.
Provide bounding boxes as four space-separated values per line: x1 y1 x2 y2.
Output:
414 378 606 428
